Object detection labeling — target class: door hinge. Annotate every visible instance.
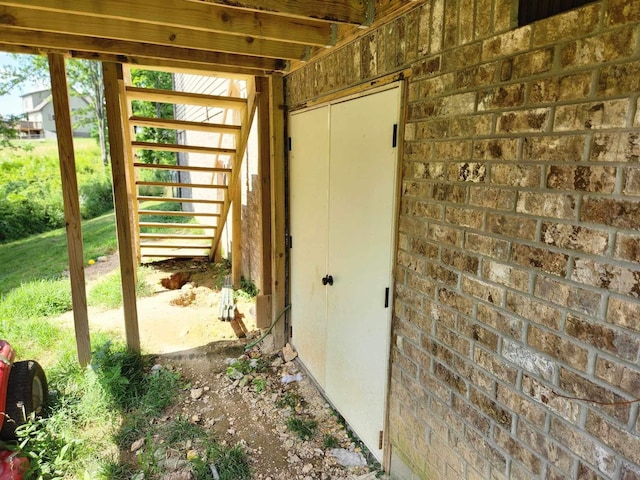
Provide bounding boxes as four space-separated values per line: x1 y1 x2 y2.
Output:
384 287 389 308
392 124 398 148
288 137 292 151
379 430 384 450
286 235 293 248
289 325 293 338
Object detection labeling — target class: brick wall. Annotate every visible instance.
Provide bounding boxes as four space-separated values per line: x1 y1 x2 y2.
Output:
285 1 640 478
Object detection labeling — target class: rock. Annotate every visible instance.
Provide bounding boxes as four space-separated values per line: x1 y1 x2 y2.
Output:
282 343 298 362
302 463 313 474
161 471 194 480
190 388 204 400
329 449 367 468
191 414 201 424
186 450 199 461
130 437 145 452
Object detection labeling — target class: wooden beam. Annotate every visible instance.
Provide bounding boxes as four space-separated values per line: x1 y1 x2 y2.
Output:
125 87 247 110
0 5 308 60
132 141 235 156
190 0 373 25
136 181 228 189
133 162 233 174
0 28 288 74
269 75 287 349
230 81 243 288
8 0 333 46
47 53 91 366
102 61 141 354
137 196 224 205
129 116 241 134
256 76 272 295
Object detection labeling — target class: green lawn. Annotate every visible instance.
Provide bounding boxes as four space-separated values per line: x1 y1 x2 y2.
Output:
0 213 118 296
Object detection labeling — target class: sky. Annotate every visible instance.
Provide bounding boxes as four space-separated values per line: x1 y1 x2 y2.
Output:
0 52 46 117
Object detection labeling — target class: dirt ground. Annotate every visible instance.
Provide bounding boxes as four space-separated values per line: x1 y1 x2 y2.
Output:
56 254 383 480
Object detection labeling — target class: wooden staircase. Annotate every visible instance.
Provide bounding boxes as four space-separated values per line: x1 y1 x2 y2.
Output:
120 71 257 262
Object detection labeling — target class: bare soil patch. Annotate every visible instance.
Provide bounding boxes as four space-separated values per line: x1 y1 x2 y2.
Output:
58 254 382 479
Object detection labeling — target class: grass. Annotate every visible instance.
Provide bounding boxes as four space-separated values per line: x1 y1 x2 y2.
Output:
285 416 318 441
0 212 117 296
88 267 154 309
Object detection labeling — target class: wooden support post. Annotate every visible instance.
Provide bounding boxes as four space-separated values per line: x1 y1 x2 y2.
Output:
256 76 272 296
231 173 242 287
231 81 243 288
269 75 286 349
102 61 141 353
47 53 91 366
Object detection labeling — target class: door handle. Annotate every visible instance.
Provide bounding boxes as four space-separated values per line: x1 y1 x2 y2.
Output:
322 275 334 286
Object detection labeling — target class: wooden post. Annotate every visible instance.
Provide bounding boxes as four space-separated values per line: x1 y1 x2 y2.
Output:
256 76 272 296
47 53 91 366
231 175 242 287
269 75 286 349
102 62 141 353
231 81 243 288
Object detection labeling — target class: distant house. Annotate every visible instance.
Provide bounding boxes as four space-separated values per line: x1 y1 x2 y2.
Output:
19 88 92 139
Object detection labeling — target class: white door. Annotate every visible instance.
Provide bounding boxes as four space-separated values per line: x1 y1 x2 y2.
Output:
325 88 400 458
289 85 401 460
289 106 331 388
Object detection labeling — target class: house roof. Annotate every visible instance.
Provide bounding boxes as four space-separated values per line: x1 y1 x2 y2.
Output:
0 0 410 76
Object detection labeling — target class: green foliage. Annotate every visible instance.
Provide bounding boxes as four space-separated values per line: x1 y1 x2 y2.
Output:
130 69 177 169
0 139 110 243
0 278 72 319
285 416 318 441
276 390 302 410
323 434 340 449
235 276 259 300
0 114 19 148
80 178 113 219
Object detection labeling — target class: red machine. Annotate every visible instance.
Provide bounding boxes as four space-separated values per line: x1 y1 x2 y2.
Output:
0 340 48 480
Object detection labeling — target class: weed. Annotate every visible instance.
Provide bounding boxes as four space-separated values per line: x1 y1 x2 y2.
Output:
276 390 301 410
226 357 269 379
208 443 252 480
323 434 340 449
97 459 135 480
252 377 267 394
285 416 318 441
234 276 259 299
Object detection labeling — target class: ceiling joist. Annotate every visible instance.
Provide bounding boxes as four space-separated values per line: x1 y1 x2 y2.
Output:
190 0 373 25
0 5 307 60
0 0 410 76
0 29 287 75
4 0 334 47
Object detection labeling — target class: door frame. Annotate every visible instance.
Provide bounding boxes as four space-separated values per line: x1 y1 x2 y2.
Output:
286 76 409 471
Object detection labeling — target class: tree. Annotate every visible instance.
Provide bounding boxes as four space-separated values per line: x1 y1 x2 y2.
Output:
0 114 18 148
0 54 108 165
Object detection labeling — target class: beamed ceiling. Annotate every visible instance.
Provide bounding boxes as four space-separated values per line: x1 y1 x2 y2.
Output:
0 0 414 76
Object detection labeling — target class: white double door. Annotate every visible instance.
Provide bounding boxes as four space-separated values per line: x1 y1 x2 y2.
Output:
289 85 401 459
